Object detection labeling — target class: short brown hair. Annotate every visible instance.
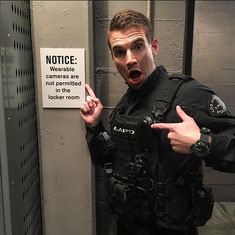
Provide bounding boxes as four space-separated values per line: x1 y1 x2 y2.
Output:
107 9 153 48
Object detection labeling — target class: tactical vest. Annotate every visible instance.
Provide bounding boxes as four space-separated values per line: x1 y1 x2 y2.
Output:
105 75 214 229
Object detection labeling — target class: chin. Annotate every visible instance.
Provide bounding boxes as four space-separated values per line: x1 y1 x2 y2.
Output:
129 82 142 90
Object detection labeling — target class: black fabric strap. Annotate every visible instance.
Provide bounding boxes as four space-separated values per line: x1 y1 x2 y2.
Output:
151 75 190 123
152 74 191 184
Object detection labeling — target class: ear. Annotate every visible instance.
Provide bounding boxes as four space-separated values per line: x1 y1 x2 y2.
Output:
151 38 158 56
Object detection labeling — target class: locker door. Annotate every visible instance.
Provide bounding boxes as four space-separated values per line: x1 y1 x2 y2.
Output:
0 1 42 234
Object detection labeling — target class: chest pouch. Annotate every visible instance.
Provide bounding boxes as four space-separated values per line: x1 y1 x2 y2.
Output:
110 114 154 152
110 114 156 179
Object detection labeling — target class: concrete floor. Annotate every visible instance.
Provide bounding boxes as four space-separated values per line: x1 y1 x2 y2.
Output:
199 202 235 235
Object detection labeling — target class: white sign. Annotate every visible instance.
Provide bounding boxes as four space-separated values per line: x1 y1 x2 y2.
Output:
40 48 85 108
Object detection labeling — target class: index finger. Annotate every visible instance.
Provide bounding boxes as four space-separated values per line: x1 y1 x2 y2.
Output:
151 123 175 131
176 105 191 121
85 84 97 99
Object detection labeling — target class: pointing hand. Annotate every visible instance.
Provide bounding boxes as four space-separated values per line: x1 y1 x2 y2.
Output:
80 84 103 127
151 105 200 154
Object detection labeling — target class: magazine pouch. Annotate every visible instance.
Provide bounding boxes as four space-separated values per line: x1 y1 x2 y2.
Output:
191 184 214 226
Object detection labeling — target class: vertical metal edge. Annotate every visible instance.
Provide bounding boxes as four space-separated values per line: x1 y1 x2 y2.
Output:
183 0 195 76
0 1 13 234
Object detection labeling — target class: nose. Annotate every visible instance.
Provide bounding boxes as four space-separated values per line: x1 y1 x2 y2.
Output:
126 50 137 68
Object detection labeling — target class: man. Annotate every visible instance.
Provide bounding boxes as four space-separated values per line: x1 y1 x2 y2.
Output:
80 9 235 235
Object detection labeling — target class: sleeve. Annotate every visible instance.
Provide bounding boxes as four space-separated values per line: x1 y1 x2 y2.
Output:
85 91 129 168
86 121 116 167
193 109 235 172
180 81 235 172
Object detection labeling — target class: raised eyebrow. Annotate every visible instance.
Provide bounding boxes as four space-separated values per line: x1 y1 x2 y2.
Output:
133 38 145 44
112 45 125 52
112 38 145 51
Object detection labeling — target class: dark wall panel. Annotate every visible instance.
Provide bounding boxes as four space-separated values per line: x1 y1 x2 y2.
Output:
0 1 42 235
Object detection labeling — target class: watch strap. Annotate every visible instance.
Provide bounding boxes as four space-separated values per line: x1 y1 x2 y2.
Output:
200 132 209 144
191 127 211 158
200 127 211 145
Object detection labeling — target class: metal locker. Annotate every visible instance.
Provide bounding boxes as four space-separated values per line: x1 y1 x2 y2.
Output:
0 1 42 234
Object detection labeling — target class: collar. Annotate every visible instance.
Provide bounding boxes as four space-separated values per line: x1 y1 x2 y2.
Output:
128 65 168 99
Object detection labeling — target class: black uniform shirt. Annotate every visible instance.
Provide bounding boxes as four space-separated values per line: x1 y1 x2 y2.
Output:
86 65 235 173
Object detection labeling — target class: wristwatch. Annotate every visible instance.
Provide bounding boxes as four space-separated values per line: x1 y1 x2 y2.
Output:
191 127 211 159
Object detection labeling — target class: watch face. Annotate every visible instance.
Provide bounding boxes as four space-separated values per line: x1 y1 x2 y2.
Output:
192 141 210 158
201 127 210 135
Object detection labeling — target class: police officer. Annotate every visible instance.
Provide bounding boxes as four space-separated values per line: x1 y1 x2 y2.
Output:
80 9 235 235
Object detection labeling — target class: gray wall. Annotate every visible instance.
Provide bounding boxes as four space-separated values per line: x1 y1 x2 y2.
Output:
192 1 235 115
191 2 235 234
154 0 186 73
30 1 95 235
192 0 235 201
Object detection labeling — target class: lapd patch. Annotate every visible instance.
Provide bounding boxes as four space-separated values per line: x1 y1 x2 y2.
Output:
209 95 227 116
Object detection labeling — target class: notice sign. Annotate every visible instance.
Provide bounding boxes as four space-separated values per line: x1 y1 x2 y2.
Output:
40 48 85 108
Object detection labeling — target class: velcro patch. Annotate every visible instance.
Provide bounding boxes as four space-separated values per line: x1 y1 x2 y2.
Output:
208 95 227 116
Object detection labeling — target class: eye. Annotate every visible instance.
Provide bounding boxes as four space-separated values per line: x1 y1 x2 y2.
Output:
133 42 144 51
113 48 126 58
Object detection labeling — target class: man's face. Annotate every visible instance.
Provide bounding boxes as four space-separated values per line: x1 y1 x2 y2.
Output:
109 26 158 89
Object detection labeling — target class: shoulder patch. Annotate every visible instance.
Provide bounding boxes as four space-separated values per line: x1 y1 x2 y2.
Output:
208 95 227 116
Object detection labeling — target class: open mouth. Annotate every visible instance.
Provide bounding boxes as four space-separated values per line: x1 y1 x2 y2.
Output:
129 70 142 79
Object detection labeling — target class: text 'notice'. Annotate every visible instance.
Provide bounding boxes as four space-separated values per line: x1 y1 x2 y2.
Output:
40 48 85 108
